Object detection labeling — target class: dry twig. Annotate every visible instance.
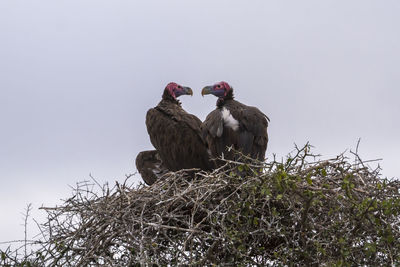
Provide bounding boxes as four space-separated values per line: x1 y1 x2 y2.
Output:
1 144 399 266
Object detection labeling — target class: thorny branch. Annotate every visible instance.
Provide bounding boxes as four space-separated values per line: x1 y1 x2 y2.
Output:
1 144 399 266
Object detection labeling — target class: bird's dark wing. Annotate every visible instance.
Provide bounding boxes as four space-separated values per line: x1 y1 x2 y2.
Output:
226 101 269 160
201 109 240 163
201 109 223 139
203 100 269 161
135 150 169 185
146 103 213 172
201 109 223 157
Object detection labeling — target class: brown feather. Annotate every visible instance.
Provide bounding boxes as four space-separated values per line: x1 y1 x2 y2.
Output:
135 150 168 185
202 98 269 163
145 96 213 173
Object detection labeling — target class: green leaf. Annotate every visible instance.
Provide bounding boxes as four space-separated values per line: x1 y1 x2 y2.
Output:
377 182 382 190
253 217 259 226
364 242 376 256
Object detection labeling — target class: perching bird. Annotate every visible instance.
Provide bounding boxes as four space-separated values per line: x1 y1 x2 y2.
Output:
136 82 213 184
201 81 269 163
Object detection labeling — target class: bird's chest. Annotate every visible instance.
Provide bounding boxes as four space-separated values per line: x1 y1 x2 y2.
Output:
221 107 239 132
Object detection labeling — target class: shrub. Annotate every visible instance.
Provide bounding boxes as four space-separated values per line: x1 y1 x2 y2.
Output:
1 144 399 266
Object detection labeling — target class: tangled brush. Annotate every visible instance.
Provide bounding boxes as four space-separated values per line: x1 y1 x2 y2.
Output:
2 144 400 266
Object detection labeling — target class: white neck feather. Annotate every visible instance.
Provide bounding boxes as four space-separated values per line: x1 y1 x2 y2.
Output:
221 107 239 131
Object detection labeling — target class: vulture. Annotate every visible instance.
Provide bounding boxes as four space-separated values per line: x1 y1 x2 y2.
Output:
136 82 213 185
201 81 269 163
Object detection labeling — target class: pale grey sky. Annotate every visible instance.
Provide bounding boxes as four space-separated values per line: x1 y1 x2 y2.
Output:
1 0 399 247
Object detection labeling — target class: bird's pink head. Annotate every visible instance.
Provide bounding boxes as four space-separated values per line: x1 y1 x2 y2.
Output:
201 81 233 98
165 82 193 99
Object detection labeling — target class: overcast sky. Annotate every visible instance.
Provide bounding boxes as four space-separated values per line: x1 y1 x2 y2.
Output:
1 0 399 247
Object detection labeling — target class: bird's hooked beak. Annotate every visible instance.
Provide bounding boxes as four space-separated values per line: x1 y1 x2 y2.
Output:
184 86 193 96
201 86 213 97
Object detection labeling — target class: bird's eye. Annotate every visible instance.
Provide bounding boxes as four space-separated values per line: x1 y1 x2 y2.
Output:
217 85 221 88
177 86 181 89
